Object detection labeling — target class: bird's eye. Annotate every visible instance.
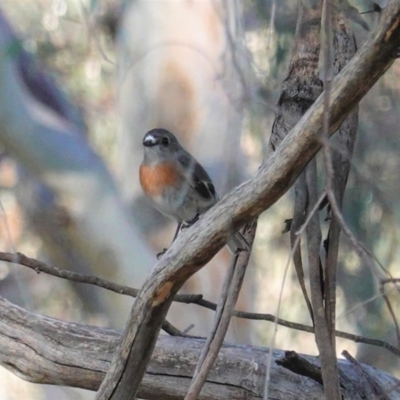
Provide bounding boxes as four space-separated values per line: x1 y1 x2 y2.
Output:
161 137 170 146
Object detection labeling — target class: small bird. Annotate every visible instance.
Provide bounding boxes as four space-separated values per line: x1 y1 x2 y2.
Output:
139 128 249 257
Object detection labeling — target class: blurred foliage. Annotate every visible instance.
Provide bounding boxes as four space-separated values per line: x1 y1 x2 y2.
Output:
2 0 117 165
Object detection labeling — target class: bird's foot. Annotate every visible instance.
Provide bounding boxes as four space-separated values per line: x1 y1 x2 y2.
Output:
181 213 200 230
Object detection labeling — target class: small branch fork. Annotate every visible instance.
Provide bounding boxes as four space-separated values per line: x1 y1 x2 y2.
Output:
1 250 400 358
185 221 257 399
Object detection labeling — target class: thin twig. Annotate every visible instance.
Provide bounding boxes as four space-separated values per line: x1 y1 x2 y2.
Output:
265 191 331 400
0 251 194 337
342 350 391 400
336 285 398 322
321 134 400 355
266 0 276 50
380 285 400 347
295 192 327 236
320 154 389 281
162 320 202 339
0 251 202 303
186 257 238 400
264 221 302 399
381 278 400 284
290 173 315 324
186 222 257 400
1 251 399 358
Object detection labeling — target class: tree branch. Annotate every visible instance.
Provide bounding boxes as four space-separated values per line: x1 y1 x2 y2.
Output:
0 295 399 400
186 221 257 399
342 350 392 400
1 250 399 357
0 251 202 304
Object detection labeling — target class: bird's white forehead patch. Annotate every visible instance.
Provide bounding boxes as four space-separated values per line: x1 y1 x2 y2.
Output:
144 134 157 144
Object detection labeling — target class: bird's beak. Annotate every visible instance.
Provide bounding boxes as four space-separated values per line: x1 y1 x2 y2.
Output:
143 135 159 147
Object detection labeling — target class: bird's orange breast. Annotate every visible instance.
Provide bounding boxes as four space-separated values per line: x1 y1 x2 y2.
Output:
139 162 179 196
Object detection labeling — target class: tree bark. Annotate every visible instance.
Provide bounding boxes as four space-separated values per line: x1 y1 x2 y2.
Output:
0 296 399 400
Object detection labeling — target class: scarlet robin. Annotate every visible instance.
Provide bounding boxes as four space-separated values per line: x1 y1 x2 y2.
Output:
139 128 249 257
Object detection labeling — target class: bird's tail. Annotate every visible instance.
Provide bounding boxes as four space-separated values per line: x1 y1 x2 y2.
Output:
226 230 250 255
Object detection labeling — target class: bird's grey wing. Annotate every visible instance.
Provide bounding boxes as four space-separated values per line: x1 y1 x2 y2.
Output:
178 153 217 201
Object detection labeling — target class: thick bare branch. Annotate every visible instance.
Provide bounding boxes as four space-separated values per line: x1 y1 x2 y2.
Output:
0 296 399 400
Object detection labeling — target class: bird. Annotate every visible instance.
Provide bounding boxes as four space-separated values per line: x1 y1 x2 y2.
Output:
139 128 249 257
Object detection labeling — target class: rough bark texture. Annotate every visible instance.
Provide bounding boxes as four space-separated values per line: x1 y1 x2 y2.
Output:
271 0 324 326
0 296 399 400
